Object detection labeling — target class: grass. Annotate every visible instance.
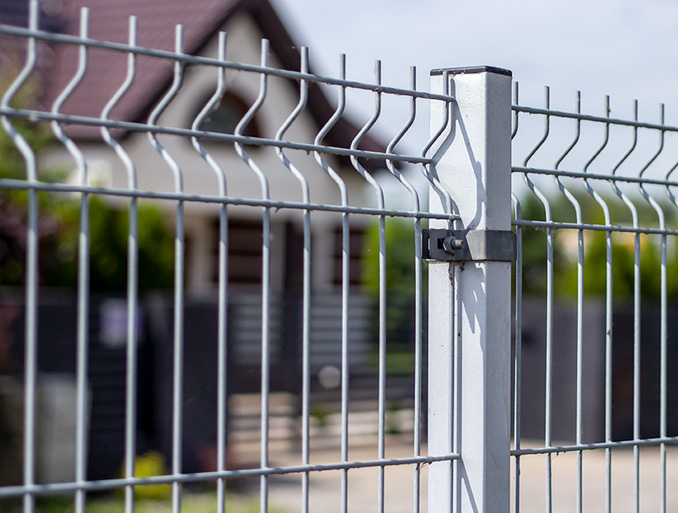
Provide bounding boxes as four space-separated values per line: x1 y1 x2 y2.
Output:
0 492 286 513
367 350 415 375
0 453 290 513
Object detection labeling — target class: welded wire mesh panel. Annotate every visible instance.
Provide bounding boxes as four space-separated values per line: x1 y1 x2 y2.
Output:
511 85 678 513
0 2 457 513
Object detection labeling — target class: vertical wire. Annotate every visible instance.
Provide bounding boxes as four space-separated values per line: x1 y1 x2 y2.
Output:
233 40 271 513
574 194 584 513
521 87 554 513
0 2 39 511
553 91 584 513
73 20 90 513
612 102 641 513
579 96 617 513
416 74 457 510
23 130 38 513
429 74 459 509
604 219 613 513
544 202 554 513
604 223 613 513
215 143 229 513
376 78 387 513
661 141 678 513
412 188 422 513
49 9 90 512
452 260 461 513
123 27 139 513
171 51 185 513
382 67 421 513
273 47 311 513
337 69 351 513
390 70 421 513
301 147 311 513
190 32 229 513
147 25 186 513
574 95 614 513
659 167 668 513
636 105 667 513
417 77 455 508
632 202 641 513
512 196 523 513
340 194 349 513
660 161 678 513
420 72 453 222
658 223 667 513
429 72 460 511
24 152 38 513
100 18 139 512
312 54 350 513
511 80 522 513
215 37 230 513
607 100 642 513
169 33 185 513
348 61 386 513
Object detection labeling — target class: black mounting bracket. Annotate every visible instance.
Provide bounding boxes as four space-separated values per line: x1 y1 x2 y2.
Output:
422 229 516 262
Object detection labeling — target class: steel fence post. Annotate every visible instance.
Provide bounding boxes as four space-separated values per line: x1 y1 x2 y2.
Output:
428 66 513 513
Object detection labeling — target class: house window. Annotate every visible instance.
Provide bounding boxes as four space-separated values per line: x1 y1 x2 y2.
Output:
333 225 365 287
197 91 260 140
211 217 263 287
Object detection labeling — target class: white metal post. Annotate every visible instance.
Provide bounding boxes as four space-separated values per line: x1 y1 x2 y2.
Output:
428 66 513 513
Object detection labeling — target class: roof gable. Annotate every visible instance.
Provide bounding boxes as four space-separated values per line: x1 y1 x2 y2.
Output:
1 0 386 161
35 0 247 128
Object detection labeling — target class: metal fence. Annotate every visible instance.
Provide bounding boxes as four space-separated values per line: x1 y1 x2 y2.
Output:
2 2 678 513
511 86 678 513
0 3 455 513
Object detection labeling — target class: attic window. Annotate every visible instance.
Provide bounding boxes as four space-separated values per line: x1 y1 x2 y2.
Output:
197 91 261 140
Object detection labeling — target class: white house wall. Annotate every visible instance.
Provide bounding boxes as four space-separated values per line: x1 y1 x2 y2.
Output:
42 12 375 294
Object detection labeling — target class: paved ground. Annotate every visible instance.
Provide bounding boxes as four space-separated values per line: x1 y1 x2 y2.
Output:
229 397 678 512
515 443 678 513
254 439 678 513
267 438 424 513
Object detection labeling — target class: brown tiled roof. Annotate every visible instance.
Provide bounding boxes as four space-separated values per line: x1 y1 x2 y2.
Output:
0 0 386 162
34 0 246 134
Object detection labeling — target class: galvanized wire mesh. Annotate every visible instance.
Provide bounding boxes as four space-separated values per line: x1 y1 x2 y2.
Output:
511 84 678 513
5 4 678 513
0 4 458 513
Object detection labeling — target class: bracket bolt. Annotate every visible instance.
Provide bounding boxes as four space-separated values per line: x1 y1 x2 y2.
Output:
442 236 464 254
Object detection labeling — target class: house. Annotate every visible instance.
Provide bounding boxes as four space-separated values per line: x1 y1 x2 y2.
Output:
1 0 386 294
0 0 389 480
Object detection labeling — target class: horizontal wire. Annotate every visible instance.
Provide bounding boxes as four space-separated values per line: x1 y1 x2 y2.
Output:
512 166 678 188
511 436 678 457
0 107 432 164
0 453 460 498
10 15 678 506
0 24 455 102
0 178 457 220
513 105 678 133
512 218 678 236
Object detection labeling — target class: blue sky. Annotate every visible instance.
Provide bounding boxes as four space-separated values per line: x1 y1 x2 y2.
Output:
271 0 678 205
273 0 678 121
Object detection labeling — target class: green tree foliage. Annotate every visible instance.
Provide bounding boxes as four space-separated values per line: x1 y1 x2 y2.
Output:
362 191 678 306
0 80 174 292
558 229 678 300
0 74 59 286
517 190 678 301
514 193 570 296
362 217 421 298
362 218 424 372
44 197 175 292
